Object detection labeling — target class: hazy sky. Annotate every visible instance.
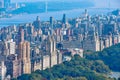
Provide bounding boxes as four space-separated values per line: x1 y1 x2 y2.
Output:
11 0 120 8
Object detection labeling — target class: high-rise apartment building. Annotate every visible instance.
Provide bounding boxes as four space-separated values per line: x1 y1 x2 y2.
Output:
5 39 16 55
0 61 6 80
18 41 31 74
41 35 62 70
83 32 100 51
6 54 21 78
17 27 24 44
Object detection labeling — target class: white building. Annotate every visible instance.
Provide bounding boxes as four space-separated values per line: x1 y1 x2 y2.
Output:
63 56 71 62
0 61 6 80
42 55 50 70
5 39 16 55
69 48 84 58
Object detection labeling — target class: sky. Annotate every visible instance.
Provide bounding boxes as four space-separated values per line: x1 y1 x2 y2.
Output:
11 0 120 8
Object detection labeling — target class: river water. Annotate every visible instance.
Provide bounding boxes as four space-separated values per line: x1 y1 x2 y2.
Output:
0 8 115 27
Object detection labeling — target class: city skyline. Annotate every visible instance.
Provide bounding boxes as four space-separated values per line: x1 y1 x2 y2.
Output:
0 0 120 80
0 10 120 79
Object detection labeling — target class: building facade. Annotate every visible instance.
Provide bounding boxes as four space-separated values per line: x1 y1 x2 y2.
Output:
18 41 31 74
0 61 6 80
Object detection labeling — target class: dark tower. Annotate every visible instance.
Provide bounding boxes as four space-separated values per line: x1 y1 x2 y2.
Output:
33 16 41 29
50 16 53 26
18 27 24 43
62 14 67 24
50 16 54 35
85 9 87 14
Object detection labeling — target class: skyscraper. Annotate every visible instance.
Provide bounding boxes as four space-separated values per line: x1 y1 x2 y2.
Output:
17 27 24 43
47 35 57 67
5 39 16 55
0 61 6 80
5 54 21 78
4 0 10 8
18 41 31 74
84 9 88 17
50 16 53 25
62 14 67 24
33 16 41 29
27 23 34 35
41 35 62 69
50 16 53 27
50 16 54 35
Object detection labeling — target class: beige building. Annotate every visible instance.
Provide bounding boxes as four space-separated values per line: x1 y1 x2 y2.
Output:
31 35 62 71
33 60 42 71
100 39 104 51
83 33 100 52
108 35 113 47
42 55 50 70
40 35 62 70
18 41 31 74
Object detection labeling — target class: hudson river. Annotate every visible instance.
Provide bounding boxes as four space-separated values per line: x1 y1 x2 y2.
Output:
0 8 115 27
